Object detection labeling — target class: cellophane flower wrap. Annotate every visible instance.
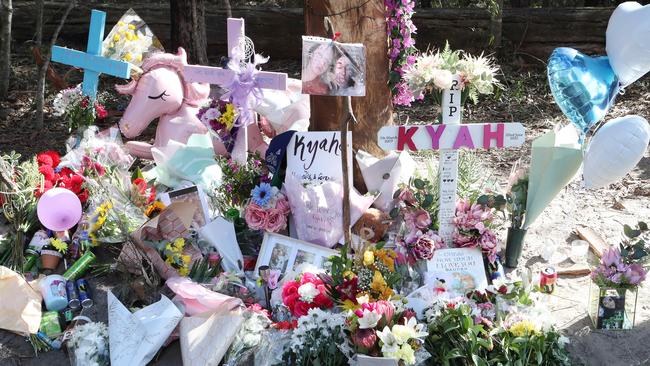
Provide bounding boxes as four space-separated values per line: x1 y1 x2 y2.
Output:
284 174 374 248
67 321 110 366
101 8 164 67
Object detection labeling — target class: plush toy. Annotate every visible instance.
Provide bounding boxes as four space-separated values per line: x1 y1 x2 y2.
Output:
352 208 390 243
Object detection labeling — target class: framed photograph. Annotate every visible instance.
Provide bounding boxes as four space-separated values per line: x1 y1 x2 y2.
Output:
301 36 366 97
255 232 338 278
161 185 211 228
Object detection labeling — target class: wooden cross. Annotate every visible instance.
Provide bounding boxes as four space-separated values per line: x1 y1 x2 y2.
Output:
377 75 526 245
183 18 288 163
51 9 131 99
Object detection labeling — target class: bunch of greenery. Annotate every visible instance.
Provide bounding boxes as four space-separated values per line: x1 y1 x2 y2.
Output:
0 152 41 269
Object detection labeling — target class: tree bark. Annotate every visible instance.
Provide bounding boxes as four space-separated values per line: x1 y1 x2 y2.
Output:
33 0 74 128
0 0 13 100
304 0 393 190
170 0 208 65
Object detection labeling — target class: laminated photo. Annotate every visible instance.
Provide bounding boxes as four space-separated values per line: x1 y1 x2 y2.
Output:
301 36 366 96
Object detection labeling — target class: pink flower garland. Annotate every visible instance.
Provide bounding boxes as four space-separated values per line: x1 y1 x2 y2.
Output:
385 0 419 106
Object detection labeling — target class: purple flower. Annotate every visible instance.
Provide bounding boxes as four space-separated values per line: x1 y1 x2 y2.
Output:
601 247 622 267
625 264 647 286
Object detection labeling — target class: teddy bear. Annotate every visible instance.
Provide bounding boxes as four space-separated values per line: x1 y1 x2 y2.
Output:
352 208 390 243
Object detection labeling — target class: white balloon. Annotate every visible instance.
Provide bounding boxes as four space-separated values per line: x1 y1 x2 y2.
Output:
606 2 650 87
583 115 650 189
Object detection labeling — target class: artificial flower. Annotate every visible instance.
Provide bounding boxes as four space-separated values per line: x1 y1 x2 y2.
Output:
251 183 273 207
50 238 68 254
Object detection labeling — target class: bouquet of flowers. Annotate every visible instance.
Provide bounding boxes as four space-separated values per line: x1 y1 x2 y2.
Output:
424 275 570 366
67 321 109 366
591 222 649 290
52 85 109 131
392 177 438 236
348 299 427 365
223 304 273 366
244 183 291 233
452 198 501 264
281 308 353 366
197 98 240 153
101 9 164 67
282 271 334 318
403 43 501 105
35 150 106 204
162 238 192 277
478 162 529 230
214 154 268 213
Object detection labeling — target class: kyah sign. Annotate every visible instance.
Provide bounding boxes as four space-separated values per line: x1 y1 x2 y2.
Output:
378 75 525 245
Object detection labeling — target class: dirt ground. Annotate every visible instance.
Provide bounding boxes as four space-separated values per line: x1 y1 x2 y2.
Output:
1 45 649 365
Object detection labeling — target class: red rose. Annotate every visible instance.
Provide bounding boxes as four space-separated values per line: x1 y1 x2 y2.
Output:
81 97 89 109
59 167 74 177
66 174 84 193
300 272 319 285
38 165 58 182
282 280 300 298
94 103 108 119
313 293 333 309
293 301 313 317
37 151 61 167
283 293 299 312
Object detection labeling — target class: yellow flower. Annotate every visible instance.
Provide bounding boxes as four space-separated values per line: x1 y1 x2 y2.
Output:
113 34 121 42
363 250 375 266
118 21 125 27
343 270 356 279
145 201 166 218
128 24 136 30
341 299 360 312
375 249 396 272
136 54 143 62
50 238 68 254
124 53 132 62
125 32 134 41
370 270 393 300
178 266 189 277
509 320 538 337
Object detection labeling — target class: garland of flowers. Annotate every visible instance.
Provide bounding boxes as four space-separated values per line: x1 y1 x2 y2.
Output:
385 0 418 106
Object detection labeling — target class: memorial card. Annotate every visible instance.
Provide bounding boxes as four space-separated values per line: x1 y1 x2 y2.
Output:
425 247 488 293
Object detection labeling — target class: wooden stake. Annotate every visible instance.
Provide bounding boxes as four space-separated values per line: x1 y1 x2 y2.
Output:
575 226 610 258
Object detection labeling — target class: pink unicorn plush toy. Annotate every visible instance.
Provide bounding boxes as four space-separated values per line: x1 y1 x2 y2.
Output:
116 48 214 159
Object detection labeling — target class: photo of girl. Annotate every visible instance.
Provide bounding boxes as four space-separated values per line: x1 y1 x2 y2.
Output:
301 36 366 97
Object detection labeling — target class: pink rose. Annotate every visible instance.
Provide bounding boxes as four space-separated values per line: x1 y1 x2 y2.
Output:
245 204 266 230
274 196 291 215
399 189 416 205
413 209 431 229
264 208 287 232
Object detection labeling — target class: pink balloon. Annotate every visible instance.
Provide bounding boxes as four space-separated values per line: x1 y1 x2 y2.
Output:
37 188 82 231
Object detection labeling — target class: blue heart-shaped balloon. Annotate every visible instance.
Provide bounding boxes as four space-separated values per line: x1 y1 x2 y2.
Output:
548 47 619 135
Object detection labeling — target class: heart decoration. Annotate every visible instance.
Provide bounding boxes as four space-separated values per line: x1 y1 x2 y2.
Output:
583 115 650 189
547 47 619 136
606 2 650 87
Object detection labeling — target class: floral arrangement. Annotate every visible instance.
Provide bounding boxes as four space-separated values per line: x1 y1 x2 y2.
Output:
130 177 157 210
223 305 273 365
479 163 529 230
282 271 334 318
214 154 268 213
197 99 240 152
281 308 353 366
591 222 649 289
86 200 122 246
244 183 291 233
163 238 192 277
384 0 418 106
392 178 438 235
403 43 501 105
322 243 402 310
347 299 427 365
453 198 501 264
67 321 109 366
424 275 570 365
35 150 106 204
101 9 163 67
52 85 109 131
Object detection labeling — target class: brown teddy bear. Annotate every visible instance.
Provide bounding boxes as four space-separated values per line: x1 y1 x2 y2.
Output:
352 208 390 243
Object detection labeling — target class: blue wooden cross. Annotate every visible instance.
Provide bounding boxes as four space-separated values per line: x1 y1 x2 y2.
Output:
51 9 131 99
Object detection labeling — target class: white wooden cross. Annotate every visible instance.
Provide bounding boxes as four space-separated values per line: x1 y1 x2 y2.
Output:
378 75 526 245
183 18 288 163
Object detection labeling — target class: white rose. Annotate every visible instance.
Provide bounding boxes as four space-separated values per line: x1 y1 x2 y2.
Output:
433 69 454 90
298 282 319 303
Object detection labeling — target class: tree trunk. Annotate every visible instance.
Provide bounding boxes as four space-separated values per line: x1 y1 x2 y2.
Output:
304 0 393 190
33 0 74 128
490 0 503 51
170 0 208 65
0 0 13 100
